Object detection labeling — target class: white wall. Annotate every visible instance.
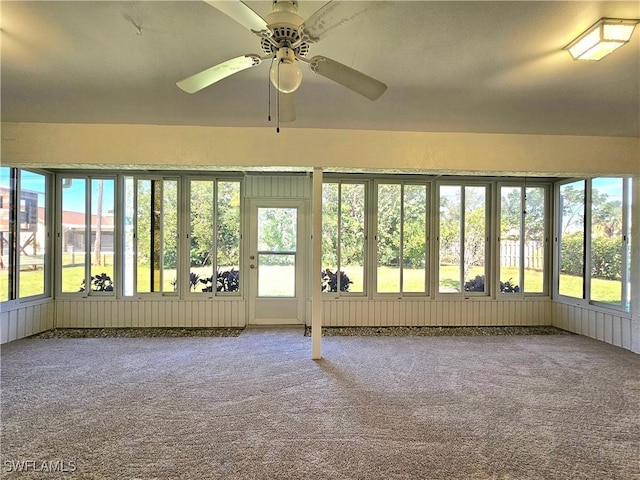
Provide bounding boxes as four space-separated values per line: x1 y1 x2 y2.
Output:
2 123 639 176
54 299 245 329
551 302 633 351
0 299 54 344
320 298 551 328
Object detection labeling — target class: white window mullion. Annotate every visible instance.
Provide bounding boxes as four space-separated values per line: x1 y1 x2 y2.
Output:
399 183 405 293
336 182 342 297
84 179 92 296
520 185 526 294
622 178 631 311
460 185 466 291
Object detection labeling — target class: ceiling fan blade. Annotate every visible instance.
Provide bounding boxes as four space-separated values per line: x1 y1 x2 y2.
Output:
303 1 380 42
308 56 387 101
177 55 262 94
203 0 269 34
278 92 296 123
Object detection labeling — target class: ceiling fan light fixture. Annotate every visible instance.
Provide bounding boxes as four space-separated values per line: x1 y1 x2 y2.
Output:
270 48 303 93
565 18 639 60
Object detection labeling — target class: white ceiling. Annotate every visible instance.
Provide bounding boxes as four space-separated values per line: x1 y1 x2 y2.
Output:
2 1 639 137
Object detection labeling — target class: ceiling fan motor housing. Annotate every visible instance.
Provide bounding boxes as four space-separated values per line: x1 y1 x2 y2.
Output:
261 0 309 57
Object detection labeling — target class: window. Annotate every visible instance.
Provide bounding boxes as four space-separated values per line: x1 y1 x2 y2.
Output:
555 177 631 311
589 178 629 308
18 171 48 298
0 167 11 302
322 181 366 294
123 177 177 295
0 168 50 302
499 185 547 294
189 179 241 294
557 180 585 299
60 177 115 294
438 184 488 294
376 182 428 294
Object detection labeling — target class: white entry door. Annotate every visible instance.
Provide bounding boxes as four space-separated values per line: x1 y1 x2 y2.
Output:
247 199 306 325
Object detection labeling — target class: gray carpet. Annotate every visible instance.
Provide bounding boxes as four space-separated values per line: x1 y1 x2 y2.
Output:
1 327 639 479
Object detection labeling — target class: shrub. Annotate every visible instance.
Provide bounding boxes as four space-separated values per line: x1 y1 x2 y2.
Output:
463 275 520 293
591 235 622 280
198 268 240 292
321 269 352 292
79 273 113 292
463 275 485 292
500 278 520 293
560 232 622 281
560 232 584 277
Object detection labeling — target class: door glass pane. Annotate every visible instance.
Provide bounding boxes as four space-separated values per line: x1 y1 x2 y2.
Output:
61 178 86 293
89 179 115 293
258 208 297 252
439 186 461 292
19 171 47 298
558 181 585 298
258 254 295 297
590 177 623 305
524 187 545 293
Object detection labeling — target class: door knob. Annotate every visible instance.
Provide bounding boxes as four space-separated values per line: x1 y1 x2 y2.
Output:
250 264 256 269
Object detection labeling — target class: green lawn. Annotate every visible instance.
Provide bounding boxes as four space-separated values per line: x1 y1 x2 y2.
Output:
3 262 623 304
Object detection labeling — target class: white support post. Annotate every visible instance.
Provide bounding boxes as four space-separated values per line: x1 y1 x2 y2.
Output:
311 168 323 359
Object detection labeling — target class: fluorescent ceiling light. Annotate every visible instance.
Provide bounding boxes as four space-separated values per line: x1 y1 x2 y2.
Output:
565 18 639 61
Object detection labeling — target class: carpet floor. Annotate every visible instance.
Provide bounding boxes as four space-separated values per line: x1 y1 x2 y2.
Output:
1 327 639 479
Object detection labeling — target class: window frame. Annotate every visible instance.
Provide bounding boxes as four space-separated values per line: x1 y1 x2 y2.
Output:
121 175 179 298
186 176 243 298
496 182 550 298
588 177 631 311
436 180 492 298
1 167 52 306
554 177 631 313
321 178 369 297
56 174 117 298
373 179 430 297
554 178 586 301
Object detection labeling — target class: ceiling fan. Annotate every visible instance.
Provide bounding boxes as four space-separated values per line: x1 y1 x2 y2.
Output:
176 0 387 123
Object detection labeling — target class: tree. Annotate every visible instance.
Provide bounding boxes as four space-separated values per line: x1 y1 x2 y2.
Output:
321 182 366 269
559 183 585 234
93 179 103 266
591 189 622 237
216 181 240 268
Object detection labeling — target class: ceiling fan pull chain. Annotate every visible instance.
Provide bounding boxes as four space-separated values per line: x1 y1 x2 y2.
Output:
276 61 281 133
268 57 276 122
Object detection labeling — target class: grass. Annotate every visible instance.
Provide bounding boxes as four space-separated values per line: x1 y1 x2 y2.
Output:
2 262 624 304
